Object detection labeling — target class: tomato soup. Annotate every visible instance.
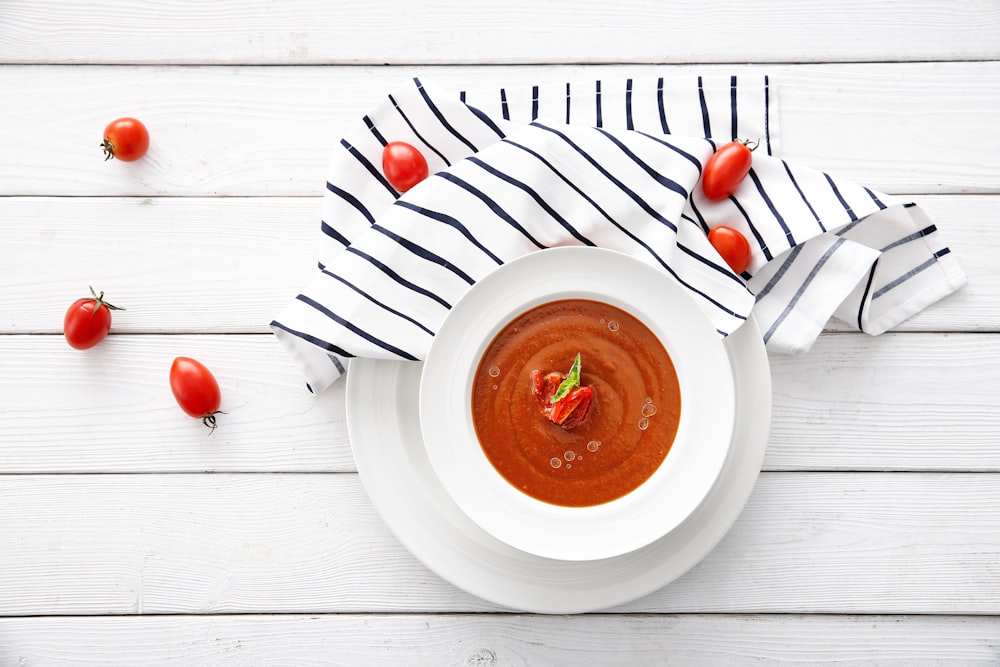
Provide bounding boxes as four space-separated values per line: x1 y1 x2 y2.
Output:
471 299 681 507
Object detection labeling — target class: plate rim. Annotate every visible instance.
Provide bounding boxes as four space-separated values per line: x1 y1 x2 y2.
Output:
346 314 771 614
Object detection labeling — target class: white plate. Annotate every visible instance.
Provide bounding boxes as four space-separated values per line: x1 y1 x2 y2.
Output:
346 315 770 614
419 247 735 561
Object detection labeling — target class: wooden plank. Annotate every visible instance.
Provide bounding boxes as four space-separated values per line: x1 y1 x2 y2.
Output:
0 63 997 197
0 197 318 335
1 472 999 614
1 0 997 65
0 333 998 473
0 335 352 473
766 332 1000 471
1 194 992 335
2 614 999 665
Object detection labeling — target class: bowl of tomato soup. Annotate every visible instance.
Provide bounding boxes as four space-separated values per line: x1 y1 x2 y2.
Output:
420 247 735 561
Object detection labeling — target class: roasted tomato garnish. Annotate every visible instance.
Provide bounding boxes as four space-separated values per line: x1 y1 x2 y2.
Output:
530 354 594 429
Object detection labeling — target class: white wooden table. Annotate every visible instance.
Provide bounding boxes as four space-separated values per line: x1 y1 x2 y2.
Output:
2 2 1000 663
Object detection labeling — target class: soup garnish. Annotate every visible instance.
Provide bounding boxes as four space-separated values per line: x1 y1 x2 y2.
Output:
530 353 594 429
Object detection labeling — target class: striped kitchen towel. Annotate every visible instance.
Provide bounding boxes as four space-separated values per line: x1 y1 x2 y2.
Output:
271 75 966 394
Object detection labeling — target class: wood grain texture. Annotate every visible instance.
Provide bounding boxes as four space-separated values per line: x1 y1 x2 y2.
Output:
0 472 998 615
0 335 352 473
2 0 998 65
0 194 991 335
1 63 997 197
2 614 999 666
1 333 998 474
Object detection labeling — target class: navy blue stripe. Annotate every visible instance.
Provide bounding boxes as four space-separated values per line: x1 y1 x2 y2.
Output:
321 268 435 337
341 139 397 197
466 155 596 246
531 85 539 120
754 245 803 302
747 168 795 245
625 78 634 130
781 160 823 232
394 199 504 265
464 103 506 139
328 355 346 375
824 172 857 222
364 116 387 146
372 223 476 285
320 220 350 247
730 75 738 141
697 76 711 138
459 90 466 103
270 320 355 359
880 224 937 253
634 130 702 175
565 82 571 124
685 203 712 235
414 77 478 152
656 77 670 134
500 88 510 121
935 247 951 258
764 75 772 155
434 171 546 249
595 80 603 128
595 128 687 199
872 256 939 300
388 93 451 167
864 187 887 210
677 242 749 284
345 246 452 310
856 259 878 329
325 181 376 225
762 239 844 343
531 122 678 232
296 294 419 361
730 195 772 261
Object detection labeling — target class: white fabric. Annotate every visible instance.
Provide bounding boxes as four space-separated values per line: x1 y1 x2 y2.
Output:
271 75 966 394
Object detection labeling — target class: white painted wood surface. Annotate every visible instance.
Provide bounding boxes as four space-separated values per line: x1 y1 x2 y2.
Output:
2 1 998 664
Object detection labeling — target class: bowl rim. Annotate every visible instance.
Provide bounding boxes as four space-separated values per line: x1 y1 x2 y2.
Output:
419 247 736 561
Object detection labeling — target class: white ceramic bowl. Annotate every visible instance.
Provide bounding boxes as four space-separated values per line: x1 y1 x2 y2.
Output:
419 247 735 561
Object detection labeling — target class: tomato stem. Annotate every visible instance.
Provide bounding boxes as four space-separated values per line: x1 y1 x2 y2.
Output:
201 411 225 434
101 139 115 161
741 138 760 152
88 285 125 315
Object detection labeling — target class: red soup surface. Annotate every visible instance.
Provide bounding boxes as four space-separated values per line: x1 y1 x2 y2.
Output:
471 299 681 507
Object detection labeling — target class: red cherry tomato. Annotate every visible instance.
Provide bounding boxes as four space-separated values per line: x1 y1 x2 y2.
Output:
63 286 125 349
382 141 429 192
169 357 223 431
708 225 753 274
702 140 756 201
102 117 150 162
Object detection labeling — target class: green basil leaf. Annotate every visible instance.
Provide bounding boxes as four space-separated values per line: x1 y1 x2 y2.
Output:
550 353 582 403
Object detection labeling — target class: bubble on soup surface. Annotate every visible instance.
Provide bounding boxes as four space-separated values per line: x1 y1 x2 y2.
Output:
607 320 620 332
637 417 649 431
645 397 652 404
641 403 657 417
488 366 501 377
564 450 576 461
586 440 601 452
550 458 562 469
